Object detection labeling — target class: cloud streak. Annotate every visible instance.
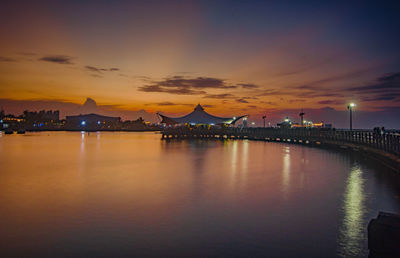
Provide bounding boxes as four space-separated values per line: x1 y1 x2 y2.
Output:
39 55 73 64
347 72 400 92
203 93 235 99
0 56 16 62
148 101 194 107
85 66 120 73
138 76 258 96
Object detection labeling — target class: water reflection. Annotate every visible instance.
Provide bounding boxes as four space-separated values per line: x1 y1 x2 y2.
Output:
230 140 238 188
338 165 366 256
80 131 85 154
282 146 291 195
0 132 398 257
241 140 248 176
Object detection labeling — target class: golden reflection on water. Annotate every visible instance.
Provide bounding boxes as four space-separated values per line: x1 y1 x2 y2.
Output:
282 146 291 195
338 165 366 257
230 140 238 184
0 132 398 256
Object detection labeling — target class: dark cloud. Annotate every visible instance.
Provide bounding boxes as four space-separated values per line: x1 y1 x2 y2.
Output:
347 72 400 92
138 76 238 95
39 55 73 64
270 69 388 104
293 91 344 98
202 104 215 108
289 85 318 90
236 98 249 103
203 93 235 99
257 89 283 96
134 75 152 81
317 100 345 105
139 85 205 95
137 76 262 96
238 83 259 89
154 76 236 89
248 105 257 108
152 102 193 106
260 101 278 106
0 56 16 62
361 92 400 102
85 66 120 73
287 99 304 103
155 102 177 106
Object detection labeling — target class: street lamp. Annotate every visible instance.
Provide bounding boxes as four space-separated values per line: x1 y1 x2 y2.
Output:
347 103 356 130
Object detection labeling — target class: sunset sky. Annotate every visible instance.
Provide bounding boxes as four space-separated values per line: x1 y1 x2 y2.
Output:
1 1 400 128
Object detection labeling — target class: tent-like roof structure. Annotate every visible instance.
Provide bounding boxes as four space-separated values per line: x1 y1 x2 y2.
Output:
157 104 247 125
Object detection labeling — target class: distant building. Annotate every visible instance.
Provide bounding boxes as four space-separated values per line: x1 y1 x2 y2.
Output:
277 117 292 129
157 104 247 126
65 113 121 130
24 110 60 122
279 117 332 129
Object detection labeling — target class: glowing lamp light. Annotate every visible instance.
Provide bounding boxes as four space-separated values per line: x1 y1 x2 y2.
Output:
97 121 101 125
81 120 86 126
284 117 289 122
348 103 356 109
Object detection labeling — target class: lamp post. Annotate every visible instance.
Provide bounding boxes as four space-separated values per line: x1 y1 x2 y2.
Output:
347 103 356 130
262 115 266 128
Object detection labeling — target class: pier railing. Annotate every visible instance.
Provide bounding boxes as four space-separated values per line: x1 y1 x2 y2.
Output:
162 127 400 156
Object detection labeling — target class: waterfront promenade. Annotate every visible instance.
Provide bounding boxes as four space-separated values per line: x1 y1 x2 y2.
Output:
162 127 400 172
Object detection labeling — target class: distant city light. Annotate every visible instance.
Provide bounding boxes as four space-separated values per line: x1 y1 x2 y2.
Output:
97 121 101 125
233 116 236 120
81 120 86 126
349 103 356 107
243 117 247 121
284 117 290 122
210 123 215 126
190 123 196 125
251 122 255 125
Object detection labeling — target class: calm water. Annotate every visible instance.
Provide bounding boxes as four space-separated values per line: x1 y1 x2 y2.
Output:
0 132 399 257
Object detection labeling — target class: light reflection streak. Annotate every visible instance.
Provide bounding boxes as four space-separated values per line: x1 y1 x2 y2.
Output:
282 146 291 195
96 131 101 152
78 131 86 175
80 131 85 154
241 140 248 177
338 165 366 256
230 141 238 188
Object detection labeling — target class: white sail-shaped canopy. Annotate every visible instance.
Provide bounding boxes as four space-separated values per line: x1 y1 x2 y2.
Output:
158 104 246 125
